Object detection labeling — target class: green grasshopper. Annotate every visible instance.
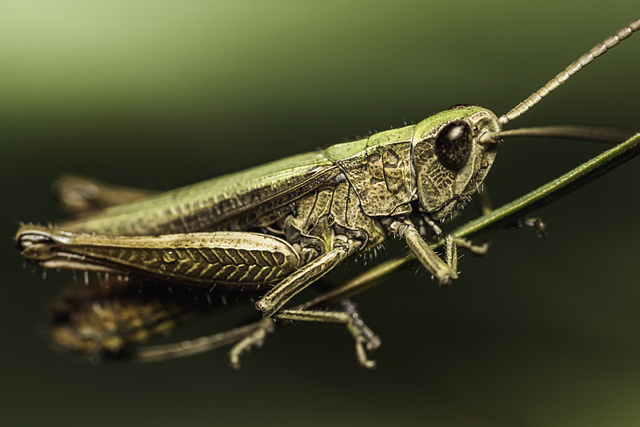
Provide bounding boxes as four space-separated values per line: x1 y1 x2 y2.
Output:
15 18 640 368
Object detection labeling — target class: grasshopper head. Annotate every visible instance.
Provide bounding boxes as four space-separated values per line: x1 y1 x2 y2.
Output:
411 106 500 222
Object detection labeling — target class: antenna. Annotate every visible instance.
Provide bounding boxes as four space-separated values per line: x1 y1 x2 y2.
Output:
499 18 640 125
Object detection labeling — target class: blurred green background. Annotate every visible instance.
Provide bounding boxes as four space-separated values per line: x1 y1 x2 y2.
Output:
2 1 639 426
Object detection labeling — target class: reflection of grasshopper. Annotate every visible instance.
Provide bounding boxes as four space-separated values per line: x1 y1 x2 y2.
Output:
16 19 640 368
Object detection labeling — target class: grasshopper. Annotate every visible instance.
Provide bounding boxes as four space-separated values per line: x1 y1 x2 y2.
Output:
15 18 640 368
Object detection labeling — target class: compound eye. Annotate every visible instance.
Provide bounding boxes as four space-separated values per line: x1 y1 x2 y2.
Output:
435 121 472 170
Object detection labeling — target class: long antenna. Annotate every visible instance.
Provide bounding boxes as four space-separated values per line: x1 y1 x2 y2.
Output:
499 18 640 126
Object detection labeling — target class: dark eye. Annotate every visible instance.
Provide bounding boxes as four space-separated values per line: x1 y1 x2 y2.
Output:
435 121 472 170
